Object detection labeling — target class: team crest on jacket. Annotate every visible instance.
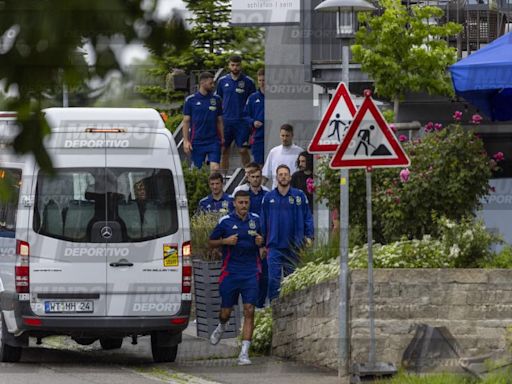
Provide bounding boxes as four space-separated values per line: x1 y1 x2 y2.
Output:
222 201 229 209
289 196 295 204
296 196 302 205
249 220 256 229
238 81 245 88
210 98 217 105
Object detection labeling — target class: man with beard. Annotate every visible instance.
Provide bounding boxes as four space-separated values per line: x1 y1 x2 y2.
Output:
183 71 224 172
208 190 264 365
216 55 256 171
260 165 314 301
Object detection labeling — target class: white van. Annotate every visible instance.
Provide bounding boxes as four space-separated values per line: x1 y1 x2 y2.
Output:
0 108 191 362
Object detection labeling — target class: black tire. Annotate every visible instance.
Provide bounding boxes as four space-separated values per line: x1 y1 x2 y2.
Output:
0 315 22 363
99 337 123 350
151 333 178 363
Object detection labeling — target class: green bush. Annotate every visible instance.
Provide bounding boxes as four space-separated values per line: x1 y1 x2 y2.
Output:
190 212 222 261
250 308 272 355
315 125 495 245
281 217 500 297
479 245 512 268
280 259 340 298
183 165 210 214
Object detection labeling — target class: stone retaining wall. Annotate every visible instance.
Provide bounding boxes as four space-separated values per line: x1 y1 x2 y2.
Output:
272 269 512 369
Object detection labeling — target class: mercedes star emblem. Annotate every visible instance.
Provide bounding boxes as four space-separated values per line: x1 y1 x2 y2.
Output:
101 226 113 239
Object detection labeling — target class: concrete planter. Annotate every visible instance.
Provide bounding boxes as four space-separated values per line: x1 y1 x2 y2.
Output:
192 259 241 339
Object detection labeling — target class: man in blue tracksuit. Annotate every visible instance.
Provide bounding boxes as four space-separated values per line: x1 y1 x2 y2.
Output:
216 55 256 170
208 190 264 366
197 173 233 214
232 163 270 307
183 71 224 171
244 68 265 165
260 164 314 301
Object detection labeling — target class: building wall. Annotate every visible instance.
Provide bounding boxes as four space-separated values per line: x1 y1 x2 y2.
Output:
265 23 318 154
272 269 512 369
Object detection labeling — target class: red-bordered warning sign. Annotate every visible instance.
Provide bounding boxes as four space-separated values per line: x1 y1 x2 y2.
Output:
330 94 410 169
308 82 357 153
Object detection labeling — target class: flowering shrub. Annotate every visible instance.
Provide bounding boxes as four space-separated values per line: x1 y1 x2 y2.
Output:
248 308 273 354
281 217 501 296
315 123 496 244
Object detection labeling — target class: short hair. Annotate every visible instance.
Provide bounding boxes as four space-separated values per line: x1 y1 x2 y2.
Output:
208 172 224 183
280 124 294 134
276 164 291 174
234 190 250 199
245 162 260 172
199 71 214 81
228 55 242 63
257 68 265 77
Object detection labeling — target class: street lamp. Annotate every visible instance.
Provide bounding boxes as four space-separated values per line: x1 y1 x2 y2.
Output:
314 1 396 383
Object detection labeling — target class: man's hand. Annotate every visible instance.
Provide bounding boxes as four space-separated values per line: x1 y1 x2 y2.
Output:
183 140 192 155
223 234 238 246
255 234 263 247
305 237 313 247
259 247 267 260
254 120 263 128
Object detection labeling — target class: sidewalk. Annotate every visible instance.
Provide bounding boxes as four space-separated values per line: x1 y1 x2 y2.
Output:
175 321 339 384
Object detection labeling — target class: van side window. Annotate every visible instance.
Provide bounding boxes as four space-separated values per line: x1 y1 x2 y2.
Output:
0 169 22 238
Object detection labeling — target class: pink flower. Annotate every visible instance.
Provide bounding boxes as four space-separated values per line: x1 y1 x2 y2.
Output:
399 134 408 142
493 152 505 162
434 123 443 131
390 124 397 133
306 177 315 194
471 114 483 124
453 111 463 121
399 168 410 183
424 122 434 133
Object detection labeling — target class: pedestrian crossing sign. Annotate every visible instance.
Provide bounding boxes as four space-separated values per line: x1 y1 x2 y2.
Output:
308 82 357 153
330 93 410 169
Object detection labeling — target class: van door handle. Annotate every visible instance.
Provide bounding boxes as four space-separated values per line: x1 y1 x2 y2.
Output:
109 260 134 267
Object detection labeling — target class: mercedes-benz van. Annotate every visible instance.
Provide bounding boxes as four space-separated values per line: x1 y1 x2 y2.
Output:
0 108 191 362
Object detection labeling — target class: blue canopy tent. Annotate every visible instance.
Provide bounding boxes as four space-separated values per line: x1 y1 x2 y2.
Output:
449 32 512 121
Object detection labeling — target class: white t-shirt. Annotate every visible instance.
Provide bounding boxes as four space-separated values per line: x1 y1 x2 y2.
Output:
262 144 304 188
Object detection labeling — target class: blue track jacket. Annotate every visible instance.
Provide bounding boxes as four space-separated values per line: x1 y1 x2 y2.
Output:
260 187 314 249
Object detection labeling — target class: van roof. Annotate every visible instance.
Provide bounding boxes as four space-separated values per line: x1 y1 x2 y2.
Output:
43 108 167 132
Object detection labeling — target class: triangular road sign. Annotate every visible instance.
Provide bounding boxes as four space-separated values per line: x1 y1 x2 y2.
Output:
330 94 410 169
309 82 357 153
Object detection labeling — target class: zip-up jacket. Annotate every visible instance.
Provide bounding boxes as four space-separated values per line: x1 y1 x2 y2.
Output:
260 187 314 249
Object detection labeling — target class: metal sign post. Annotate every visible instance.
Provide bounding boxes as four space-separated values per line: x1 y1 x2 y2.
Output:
365 168 376 367
329 91 408 382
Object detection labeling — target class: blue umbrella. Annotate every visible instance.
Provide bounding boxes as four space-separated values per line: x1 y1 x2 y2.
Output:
449 32 512 121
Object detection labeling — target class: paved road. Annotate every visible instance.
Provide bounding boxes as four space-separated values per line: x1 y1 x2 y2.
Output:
0 328 338 384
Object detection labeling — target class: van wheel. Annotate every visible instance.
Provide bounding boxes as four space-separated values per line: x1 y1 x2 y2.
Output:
99 337 123 350
151 333 178 363
0 315 22 363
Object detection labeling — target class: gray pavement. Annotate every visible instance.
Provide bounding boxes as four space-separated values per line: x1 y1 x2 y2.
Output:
0 321 338 384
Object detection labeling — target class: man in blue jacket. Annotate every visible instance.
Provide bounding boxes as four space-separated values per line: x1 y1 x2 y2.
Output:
260 165 314 301
208 190 264 365
244 68 265 165
216 55 256 170
197 173 233 214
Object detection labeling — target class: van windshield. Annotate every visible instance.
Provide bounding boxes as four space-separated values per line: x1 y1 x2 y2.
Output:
33 168 178 243
0 169 22 238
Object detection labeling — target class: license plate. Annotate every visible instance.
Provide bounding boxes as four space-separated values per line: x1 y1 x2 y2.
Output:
44 301 94 313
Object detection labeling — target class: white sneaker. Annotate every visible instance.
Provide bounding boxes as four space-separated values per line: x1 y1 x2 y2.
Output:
238 352 252 365
209 324 225 345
